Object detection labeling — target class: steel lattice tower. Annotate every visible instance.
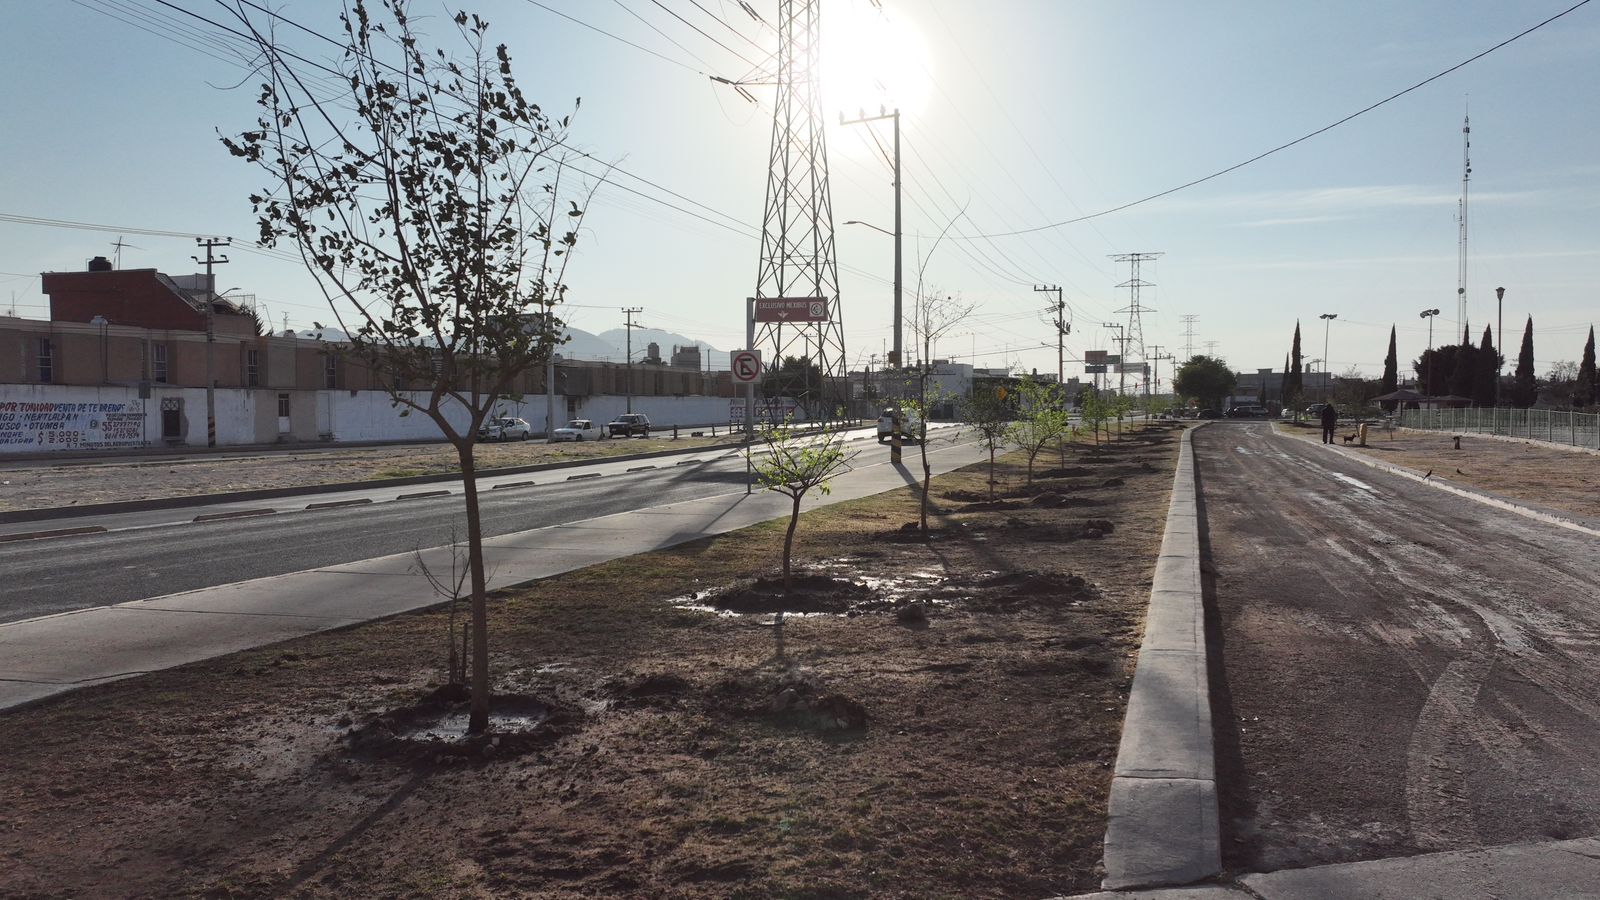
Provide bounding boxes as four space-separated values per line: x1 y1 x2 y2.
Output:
753 0 847 422
1112 252 1162 393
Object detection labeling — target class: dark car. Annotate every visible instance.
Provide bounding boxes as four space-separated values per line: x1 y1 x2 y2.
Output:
606 413 651 438
1197 408 1222 419
1226 404 1269 419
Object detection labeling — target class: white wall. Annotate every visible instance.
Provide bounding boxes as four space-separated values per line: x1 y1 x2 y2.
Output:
0 384 755 453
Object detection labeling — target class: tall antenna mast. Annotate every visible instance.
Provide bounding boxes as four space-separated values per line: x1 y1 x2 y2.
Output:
1457 107 1471 331
751 0 847 422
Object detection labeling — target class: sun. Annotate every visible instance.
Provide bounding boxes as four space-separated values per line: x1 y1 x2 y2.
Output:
820 1 933 119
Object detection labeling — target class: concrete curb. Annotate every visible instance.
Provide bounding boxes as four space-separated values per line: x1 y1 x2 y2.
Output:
1394 424 1600 458
1101 424 1221 890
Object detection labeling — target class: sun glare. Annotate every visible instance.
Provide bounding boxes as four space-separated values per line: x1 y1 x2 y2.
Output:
821 1 933 119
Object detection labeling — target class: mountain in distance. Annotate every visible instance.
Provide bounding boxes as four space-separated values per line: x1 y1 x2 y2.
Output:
562 326 725 369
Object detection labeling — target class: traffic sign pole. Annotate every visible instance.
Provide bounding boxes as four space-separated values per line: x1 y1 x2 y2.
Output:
745 299 755 494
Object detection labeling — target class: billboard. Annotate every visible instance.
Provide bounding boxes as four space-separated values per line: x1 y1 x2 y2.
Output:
754 297 830 323
1084 350 1108 365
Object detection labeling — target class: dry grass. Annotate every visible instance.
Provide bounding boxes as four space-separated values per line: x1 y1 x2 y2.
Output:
1277 423 1600 521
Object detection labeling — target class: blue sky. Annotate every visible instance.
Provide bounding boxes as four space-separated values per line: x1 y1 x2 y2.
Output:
2 0 1596 384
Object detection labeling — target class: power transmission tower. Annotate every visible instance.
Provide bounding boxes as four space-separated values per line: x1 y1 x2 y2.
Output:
1204 340 1220 357
752 0 847 422
1034 284 1067 387
622 307 644 413
1180 314 1198 361
1111 252 1162 394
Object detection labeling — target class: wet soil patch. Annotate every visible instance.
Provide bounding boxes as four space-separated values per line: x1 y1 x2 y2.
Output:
707 668 869 733
346 684 578 765
701 573 876 614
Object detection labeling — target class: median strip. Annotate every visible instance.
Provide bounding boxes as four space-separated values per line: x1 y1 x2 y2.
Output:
566 472 602 481
0 525 109 544
192 509 276 523
304 498 374 510
627 465 656 473
490 481 536 490
395 490 451 501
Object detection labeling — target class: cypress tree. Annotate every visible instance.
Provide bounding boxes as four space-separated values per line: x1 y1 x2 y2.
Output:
1512 316 1536 408
1450 336 1477 402
1288 322 1303 404
1380 325 1398 410
1279 352 1290 407
1475 324 1497 407
1578 326 1598 408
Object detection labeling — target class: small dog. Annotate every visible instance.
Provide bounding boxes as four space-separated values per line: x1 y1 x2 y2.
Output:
1342 433 1356 444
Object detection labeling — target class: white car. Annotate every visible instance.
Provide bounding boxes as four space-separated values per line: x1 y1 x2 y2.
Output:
478 416 532 442
550 418 602 442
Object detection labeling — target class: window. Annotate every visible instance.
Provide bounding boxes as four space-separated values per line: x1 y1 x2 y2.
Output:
277 393 290 417
324 354 337 389
153 344 168 383
246 349 260 387
36 338 52 383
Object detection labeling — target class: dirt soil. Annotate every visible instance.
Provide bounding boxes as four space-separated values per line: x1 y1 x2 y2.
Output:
0 433 740 513
1276 424 1600 521
0 426 1182 899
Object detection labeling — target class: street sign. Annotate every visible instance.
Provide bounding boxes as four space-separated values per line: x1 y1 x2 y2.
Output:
1085 364 1108 374
731 349 762 383
1084 350 1108 366
754 297 829 323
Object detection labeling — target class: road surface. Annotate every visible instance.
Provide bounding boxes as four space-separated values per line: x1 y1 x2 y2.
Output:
1195 422 1600 873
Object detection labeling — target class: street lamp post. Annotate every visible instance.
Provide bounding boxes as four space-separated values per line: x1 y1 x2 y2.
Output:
1495 286 1506 408
1420 308 1441 396
843 217 900 370
1319 313 1337 401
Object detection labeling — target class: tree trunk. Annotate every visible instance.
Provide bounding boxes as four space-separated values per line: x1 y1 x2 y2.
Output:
918 438 932 534
988 446 996 499
458 444 492 734
782 493 800 593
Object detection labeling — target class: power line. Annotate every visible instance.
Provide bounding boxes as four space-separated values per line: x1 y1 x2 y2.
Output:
951 0 1595 239
644 0 763 69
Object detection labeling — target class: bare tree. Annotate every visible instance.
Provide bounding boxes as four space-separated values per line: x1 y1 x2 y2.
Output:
223 1 594 732
903 207 974 534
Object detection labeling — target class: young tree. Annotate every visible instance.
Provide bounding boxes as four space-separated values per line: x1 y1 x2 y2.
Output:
224 2 590 732
1078 389 1110 445
1380 326 1398 411
961 385 1012 499
1174 354 1236 412
1006 376 1070 484
753 423 855 595
904 208 973 534
1511 316 1537 408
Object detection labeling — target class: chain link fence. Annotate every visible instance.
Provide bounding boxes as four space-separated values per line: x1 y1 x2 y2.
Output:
1398 406 1600 450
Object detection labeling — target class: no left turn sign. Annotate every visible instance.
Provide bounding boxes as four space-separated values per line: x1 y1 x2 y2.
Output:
731 349 762 383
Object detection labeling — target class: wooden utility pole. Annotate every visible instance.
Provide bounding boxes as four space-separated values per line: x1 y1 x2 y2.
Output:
193 237 230 448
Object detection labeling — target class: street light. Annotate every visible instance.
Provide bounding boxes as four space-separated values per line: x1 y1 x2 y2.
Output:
1319 313 1337 401
1495 286 1506 408
843 218 901 368
1420 308 1441 396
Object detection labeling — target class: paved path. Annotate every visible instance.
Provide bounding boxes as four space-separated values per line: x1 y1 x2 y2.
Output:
1195 422 1600 873
0 432 984 710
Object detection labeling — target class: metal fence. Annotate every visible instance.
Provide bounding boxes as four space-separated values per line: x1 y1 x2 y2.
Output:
1398 406 1600 450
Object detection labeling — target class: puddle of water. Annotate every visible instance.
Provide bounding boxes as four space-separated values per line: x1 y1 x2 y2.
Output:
400 708 549 742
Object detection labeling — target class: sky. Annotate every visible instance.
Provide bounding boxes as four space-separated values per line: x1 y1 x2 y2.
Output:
2 0 1597 386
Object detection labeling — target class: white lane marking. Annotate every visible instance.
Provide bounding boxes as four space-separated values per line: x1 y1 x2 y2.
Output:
1235 446 1254 456
1332 472 1378 494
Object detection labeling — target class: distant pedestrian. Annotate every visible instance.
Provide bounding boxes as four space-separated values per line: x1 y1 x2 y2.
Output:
1320 402 1338 444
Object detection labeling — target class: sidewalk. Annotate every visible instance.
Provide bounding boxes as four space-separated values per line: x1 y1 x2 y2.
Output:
1067 835 1600 899
0 436 981 711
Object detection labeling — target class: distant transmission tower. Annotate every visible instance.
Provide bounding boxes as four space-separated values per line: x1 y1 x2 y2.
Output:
1180 314 1198 360
1112 252 1162 393
752 0 847 421
1455 109 1471 331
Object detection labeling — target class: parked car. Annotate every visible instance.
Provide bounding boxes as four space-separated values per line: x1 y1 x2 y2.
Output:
1226 404 1269 419
1197 408 1223 419
606 413 651 438
876 407 922 443
550 418 602 442
478 416 531 442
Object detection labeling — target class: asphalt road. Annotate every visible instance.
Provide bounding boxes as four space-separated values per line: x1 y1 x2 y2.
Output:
1197 422 1600 873
1 451 776 624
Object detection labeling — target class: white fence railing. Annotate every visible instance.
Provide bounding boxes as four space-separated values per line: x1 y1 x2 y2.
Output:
1398 406 1600 450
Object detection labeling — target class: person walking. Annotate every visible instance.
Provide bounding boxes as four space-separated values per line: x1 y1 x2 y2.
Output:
1320 402 1339 444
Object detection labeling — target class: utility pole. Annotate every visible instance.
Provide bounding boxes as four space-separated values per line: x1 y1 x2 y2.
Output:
193 237 229 448
1102 322 1127 395
621 307 644 413
1149 345 1165 402
1034 284 1067 387
1457 111 1471 332
1180 314 1198 361
841 107 901 367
